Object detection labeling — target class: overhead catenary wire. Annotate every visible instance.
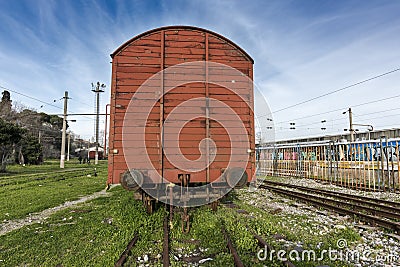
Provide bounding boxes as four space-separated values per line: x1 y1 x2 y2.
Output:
0 85 63 110
259 68 400 118
274 105 400 138
275 112 400 135
275 117 348 131
276 106 400 131
275 115 400 141
352 107 400 119
0 85 96 121
352 112 400 124
69 97 94 108
273 68 400 113
272 93 400 125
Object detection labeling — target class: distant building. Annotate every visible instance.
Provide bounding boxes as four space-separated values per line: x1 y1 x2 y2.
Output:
75 147 104 160
271 128 400 145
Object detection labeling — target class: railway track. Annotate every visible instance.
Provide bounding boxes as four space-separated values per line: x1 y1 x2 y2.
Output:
318 179 397 193
0 168 93 188
114 209 171 267
221 225 244 267
114 207 248 266
222 221 298 266
260 180 400 232
114 233 139 267
222 203 296 267
163 214 170 266
265 180 400 211
0 167 91 180
114 206 290 266
251 231 296 267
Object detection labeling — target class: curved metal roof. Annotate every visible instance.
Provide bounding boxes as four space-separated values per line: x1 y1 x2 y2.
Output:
110 25 254 63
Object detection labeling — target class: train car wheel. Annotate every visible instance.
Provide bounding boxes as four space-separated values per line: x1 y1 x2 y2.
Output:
120 169 144 191
225 167 248 188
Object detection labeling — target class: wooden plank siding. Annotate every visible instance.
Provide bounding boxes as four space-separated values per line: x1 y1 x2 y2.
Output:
108 26 254 185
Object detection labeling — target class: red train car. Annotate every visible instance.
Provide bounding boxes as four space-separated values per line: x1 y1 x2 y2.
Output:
107 26 255 209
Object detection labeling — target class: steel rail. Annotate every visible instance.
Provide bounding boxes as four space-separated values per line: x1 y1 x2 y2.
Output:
259 179 399 207
221 226 244 267
326 180 393 193
318 181 399 207
260 184 400 232
253 232 296 267
263 180 400 218
163 214 170 266
114 234 139 267
0 170 93 188
114 211 170 267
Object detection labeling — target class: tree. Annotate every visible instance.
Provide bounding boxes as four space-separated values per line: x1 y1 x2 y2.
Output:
18 134 43 165
1 91 74 160
0 118 25 172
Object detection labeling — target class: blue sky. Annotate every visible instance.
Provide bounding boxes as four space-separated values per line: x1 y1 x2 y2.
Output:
1 0 399 141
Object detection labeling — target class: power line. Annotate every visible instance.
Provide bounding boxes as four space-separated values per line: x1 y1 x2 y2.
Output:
353 112 400 123
0 85 95 121
272 93 400 125
281 106 400 130
372 122 400 129
264 67 400 115
353 106 400 119
0 85 63 110
274 107 400 137
275 107 400 133
69 97 94 108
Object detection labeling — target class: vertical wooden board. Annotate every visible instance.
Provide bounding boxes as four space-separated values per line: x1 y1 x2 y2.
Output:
108 56 119 184
109 26 254 185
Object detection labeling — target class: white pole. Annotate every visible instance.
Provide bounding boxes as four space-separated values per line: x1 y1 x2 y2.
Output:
60 91 68 168
67 133 70 161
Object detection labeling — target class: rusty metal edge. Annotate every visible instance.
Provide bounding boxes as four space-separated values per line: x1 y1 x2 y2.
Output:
221 226 244 267
115 234 139 267
163 214 170 266
253 232 296 267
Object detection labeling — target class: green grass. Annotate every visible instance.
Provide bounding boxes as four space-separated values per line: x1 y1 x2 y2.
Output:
0 160 107 222
0 160 90 176
233 189 359 267
0 187 165 267
0 168 362 266
167 206 235 267
164 190 359 267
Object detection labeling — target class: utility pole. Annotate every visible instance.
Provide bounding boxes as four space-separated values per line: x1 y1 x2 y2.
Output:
88 139 91 163
92 82 105 165
104 104 110 157
343 108 354 142
60 91 69 168
67 132 71 161
348 108 354 142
